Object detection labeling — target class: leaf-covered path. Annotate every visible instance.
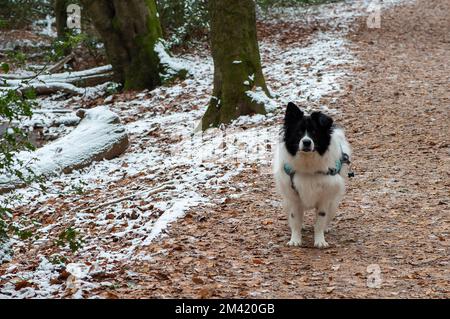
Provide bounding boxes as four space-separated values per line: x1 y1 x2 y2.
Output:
117 0 449 298
1 0 448 299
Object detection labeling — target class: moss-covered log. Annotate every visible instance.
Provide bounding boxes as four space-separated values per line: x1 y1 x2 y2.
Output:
80 0 164 90
202 0 270 130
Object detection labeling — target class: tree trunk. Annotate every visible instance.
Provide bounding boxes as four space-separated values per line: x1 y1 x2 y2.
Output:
54 0 69 39
80 0 164 90
202 0 269 130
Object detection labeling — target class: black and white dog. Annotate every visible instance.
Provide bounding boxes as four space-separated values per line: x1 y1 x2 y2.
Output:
273 102 352 248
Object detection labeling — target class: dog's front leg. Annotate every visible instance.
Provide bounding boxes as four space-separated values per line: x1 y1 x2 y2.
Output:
286 201 304 247
314 209 329 249
325 200 339 233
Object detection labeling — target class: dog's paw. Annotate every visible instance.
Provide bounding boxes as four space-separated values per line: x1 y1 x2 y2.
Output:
314 239 329 249
287 238 302 247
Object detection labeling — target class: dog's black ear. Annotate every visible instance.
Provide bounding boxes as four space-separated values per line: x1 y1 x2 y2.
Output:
311 111 333 129
285 102 303 125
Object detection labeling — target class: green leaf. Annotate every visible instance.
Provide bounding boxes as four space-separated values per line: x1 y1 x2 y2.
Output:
23 88 37 100
1 63 9 74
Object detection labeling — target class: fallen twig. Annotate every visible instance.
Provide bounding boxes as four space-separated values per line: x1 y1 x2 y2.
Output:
79 183 176 213
32 109 73 114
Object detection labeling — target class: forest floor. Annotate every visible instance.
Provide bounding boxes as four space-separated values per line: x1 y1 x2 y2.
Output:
119 0 449 298
1 0 449 298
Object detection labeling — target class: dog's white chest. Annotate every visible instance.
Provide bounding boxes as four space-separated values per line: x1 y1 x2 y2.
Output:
292 174 343 210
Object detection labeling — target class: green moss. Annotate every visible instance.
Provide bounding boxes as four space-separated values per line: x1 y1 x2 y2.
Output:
202 0 268 130
111 16 121 31
145 0 163 38
124 0 163 90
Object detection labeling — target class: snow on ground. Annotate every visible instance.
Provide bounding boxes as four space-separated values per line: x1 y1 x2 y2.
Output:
155 41 194 80
263 0 417 28
0 38 51 52
261 31 353 113
0 0 369 298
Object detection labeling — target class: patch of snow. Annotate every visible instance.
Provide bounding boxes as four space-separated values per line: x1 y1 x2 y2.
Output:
0 39 50 52
143 192 205 245
66 263 90 279
0 239 13 264
155 41 192 79
0 257 62 298
246 87 278 112
261 31 353 111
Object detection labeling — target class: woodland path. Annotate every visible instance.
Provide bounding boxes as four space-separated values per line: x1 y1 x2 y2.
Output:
114 0 449 298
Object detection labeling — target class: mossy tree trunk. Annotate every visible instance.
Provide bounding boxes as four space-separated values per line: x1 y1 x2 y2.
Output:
54 0 69 39
202 0 269 130
80 0 164 90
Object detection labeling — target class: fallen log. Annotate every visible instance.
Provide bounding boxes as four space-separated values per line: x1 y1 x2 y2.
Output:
0 65 114 95
0 106 129 194
0 65 112 81
37 65 114 86
0 83 84 96
17 83 85 95
47 54 75 74
65 72 114 88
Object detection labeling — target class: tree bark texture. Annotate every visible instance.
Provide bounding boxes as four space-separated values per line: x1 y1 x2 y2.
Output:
54 0 69 39
80 0 163 90
202 0 269 129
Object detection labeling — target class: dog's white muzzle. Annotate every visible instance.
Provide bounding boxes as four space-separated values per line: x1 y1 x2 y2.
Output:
300 136 314 152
